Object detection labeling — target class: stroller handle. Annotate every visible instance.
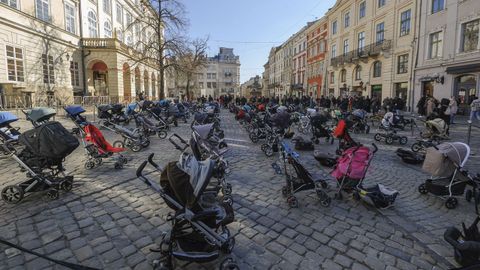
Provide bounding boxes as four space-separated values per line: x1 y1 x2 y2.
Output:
169 133 189 151
371 143 378 153
136 160 148 178
147 153 162 171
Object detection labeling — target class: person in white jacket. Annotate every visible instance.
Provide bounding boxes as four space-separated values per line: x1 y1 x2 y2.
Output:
448 97 458 124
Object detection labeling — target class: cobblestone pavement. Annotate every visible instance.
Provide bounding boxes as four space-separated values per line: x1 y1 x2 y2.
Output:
0 109 479 269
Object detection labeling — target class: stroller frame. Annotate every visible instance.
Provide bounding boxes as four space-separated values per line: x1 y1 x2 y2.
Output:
136 154 237 270
278 141 331 208
101 119 150 152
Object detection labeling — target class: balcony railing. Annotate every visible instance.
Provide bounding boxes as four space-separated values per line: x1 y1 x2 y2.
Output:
82 38 133 54
331 40 392 67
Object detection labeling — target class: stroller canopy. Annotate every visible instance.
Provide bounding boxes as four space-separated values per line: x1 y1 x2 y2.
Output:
24 107 56 123
0 112 19 127
271 111 290 130
193 123 214 140
437 142 470 167
427 118 447 132
97 104 112 112
64 105 86 116
352 109 367 119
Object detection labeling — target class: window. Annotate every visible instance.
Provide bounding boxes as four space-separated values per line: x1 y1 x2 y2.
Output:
429 31 443 59
1 0 18 8
343 39 349 55
355 66 362 80
5 45 24 82
320 40 325 52
104 21 112 38
70 61 79 87
330 72 335 84
344 12 350 28
376 22 385 44
432 0 444 14
397 54 408 74
340 69 346 82
126 12 132 26
117 30 123 42
373 61 382 77
88 11 98 38
207 82 212 88
116 4 123 25
378 0 386 8
103 0 112 15
359 2 366 19
331 44 337 58
400 10 411 36
358 32 365 53
36 0 50 22
199 82 204 88
332 20 337 35
42 54 55 84
461 20 479 52
65 3 76 34
212 82 217 88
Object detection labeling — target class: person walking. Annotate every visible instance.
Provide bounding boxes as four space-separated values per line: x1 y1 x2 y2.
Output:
448 96 458 124
426 97 436 118
470 96 480 122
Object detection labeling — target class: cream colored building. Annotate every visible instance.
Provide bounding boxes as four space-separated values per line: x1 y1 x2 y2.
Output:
413 0 480 114
326 0 416 103
292 24 309 96
0 0 161 107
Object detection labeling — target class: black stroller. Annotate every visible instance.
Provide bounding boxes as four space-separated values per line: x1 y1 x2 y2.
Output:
310 114 334 144
97 103 130 125
276 141 330 208
136 153 237 270
22 107 57 127
0 112 78 203
445 216 480 269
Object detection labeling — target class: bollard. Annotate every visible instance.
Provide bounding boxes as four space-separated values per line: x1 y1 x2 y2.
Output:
411 118 414 137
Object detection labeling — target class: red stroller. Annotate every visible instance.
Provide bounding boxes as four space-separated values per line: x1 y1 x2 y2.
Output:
64 106 127 170
333 119 360 155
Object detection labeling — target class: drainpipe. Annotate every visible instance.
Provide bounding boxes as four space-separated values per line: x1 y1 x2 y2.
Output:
79 0 87 96
411 0 422 112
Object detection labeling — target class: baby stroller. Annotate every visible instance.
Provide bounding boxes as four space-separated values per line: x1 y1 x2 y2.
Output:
277 141 330 208
421 118 449 140
374 112 408 145
444 216 480 268
418 142 476 209
348 109 370 134
136 154 237 270
64 106 128 170
143 105 171 131
101 119 150 152
333 119 360 155
22 107 57 127
310 113 334 144
331 143 397 208
97 104 130 125
0 112 78 203
192 112 220 129
191 123 227 153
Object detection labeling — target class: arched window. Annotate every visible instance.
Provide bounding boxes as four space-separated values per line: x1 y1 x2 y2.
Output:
340 69 347 82
355 66 362 80
373 61 382 78
87 11 97 38
104 20 112 38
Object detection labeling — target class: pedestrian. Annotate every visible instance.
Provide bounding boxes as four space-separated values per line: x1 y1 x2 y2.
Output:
447 96 458 124
469 96 480 122
426 97 436 118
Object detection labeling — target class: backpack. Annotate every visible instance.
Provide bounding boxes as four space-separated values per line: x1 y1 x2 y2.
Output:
19 121 79 159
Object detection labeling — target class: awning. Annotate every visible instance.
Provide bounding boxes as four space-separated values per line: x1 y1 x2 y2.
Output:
446 64 480 74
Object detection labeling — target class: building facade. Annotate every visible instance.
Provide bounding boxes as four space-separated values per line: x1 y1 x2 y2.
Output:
413 0 480 114
325 0 416 103
0 0 162 107
306 18 328 98
292 25 308 96
240 75 262 98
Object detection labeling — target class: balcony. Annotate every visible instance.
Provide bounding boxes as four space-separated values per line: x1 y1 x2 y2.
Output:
331 40 392 67
82 38 136 56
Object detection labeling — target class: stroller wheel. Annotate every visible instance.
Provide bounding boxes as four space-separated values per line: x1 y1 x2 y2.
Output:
466 190 473 202
114 162 123 169
320 196 332 207
1 185 24 204
224 183 232 196
220 258 239 270
131 144 142 152
264 147 274 157
84 160 95 170
399 137 408 145
45 189 59 201
287 196 298 208
445 197 458 209
60 179 73 192
249 133 259 143
385 136 394 145
113 140 124 148
281 186 290 197
142 139 151 148
158 131 167 139
120 155 128 164
223 196 233 206
94 158 103 166
418 183 428 194
374 133 382 141
411 143 422 152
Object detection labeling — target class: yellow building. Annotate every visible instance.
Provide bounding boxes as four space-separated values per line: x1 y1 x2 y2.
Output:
326 0 416 102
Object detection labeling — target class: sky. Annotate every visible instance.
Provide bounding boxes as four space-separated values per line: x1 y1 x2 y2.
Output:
182 0 337 83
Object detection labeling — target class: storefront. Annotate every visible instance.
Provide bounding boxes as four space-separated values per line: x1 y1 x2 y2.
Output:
394 82 408 99
371 85 382 100
454 75 477 115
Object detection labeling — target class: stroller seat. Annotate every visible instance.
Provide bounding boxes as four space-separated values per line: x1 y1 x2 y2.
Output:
84 124 125 153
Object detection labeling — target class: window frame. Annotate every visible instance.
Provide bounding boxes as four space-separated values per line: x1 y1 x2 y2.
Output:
373 61 382 78
378 0 386 8
42 54 55 84
87 10 98 38
461 19 480 53
64 2 76 34
331 44 337 58
344 12 350 28
397 54 409 74
358 31 365 53
36 0 51 22
103 0 112 15
0 0 19 9
70 61 80 87
116 3 123 25
400 9 412 37
359 1 366 19
104 20 112 38
343 39 349 56
429 31 443 59
355 66 362 80
5 45 25 82
431 0 444 14
376 22 385 45
332 20 338 35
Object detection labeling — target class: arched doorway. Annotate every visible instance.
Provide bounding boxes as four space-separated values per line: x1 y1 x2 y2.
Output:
144 70 149 97
123 63 131 97
151 73 156 99
89 61 108 96
134 67 141 95
455 75 478 114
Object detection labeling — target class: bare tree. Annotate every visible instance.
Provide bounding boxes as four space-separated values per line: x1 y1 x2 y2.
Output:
126 0 189 99
176 38 208 100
